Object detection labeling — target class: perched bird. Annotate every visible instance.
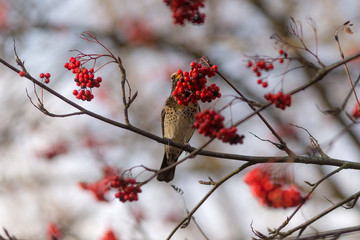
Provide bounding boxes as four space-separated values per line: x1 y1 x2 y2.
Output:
157 72 200 182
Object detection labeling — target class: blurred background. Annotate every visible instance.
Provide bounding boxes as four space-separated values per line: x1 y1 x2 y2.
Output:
0 0 360 239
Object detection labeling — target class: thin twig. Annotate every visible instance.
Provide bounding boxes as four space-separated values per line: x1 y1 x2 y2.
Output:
269 164 348 238
166 162 254 239
216 69 296 157
278 190 360 238
334 21 360 106
284 225 360 240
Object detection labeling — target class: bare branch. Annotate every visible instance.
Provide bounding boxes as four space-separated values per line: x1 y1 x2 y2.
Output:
166 162 254 239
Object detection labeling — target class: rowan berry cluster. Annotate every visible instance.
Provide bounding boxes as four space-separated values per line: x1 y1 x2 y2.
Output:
278 48 288 63
163 0 206 25
79 176 112 202
39 72 51 84
172 62 220 106
351 103 360 119
247 49 288 88
244 167 303 208
110 177 142 202
193 109 244 144
264 91 292 110
36 141 68 160
47 223 62 240
101 229 119 240
247 59 274 88
79 166 119 202
64 57 103 102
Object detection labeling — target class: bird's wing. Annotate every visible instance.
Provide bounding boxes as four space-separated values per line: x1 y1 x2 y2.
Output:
161 106 166 137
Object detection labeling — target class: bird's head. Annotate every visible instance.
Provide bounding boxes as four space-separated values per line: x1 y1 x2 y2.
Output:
170 72 182 93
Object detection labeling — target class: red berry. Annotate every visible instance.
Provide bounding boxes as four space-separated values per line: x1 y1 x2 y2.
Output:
19 71 25 77
262 81 268 88
279 48 284 55
44 78 50 84
39 73 45 78
45 73 51 78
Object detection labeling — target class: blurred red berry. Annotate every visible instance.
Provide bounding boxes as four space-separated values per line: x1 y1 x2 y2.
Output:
244 167 304 208
164 0 206 25
100 229 119 240
352 103 360 119
47 223 62 240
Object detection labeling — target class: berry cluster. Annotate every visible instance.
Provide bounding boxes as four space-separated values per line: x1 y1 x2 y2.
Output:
247 49 288 88
110 177 142 202
78 166 119 202
36 141 68 160
101 229 119 240
79 176 112 202
278 48 288 63
351 103 360 119
244 167 303 208
39 72 51 84
47 223 62 240
163 0 206 25
64 57 103 102
172 62 220 106
247 59 274 88
193 109 244 144
265 91 292 110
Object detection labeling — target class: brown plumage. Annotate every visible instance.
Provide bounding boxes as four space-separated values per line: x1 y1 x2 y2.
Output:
157 73 200 182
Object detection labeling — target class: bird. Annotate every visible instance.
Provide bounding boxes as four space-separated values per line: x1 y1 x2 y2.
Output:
157 72 200 182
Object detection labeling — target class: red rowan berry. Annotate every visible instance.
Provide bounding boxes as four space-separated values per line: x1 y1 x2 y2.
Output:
44 78 50 84
279 48 284 55
45 73 51 78
65 56 103 102
172 62 221 105
19 71 25 77
164 0 206 25
244 167 304 208
39 73 45 78
193 109 244 144
100 229 119 240
352 103 360 119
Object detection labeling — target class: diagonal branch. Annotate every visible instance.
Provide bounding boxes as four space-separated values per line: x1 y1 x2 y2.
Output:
166 162 254 240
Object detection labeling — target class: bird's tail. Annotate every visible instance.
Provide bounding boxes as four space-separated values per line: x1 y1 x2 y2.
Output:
157 154 176 182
